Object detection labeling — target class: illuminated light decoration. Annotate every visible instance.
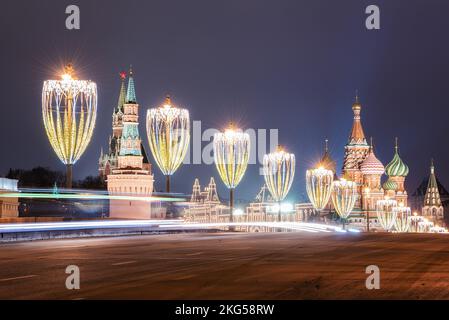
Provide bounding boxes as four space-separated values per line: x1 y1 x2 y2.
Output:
213 124 250 230
418 218 434 233
263 146 295 221
146 95 190 192
393 205 412 232
376 199 398 231
331 179 357 229
410 213 422 233
429 226 448 233
42 65 97 188
305 167 333 218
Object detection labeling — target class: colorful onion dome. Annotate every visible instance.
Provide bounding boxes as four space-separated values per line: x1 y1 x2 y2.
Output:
385 139 409 177
383 178 398 191
361 147 384 175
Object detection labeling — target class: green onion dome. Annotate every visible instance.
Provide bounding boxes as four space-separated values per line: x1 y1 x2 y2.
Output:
385 140 409 177
383 178 398 191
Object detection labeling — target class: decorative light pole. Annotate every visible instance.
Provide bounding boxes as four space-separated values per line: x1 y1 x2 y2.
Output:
42 64 97 189
213 125 250 230
306 167 333 221
393 205 412 232
263 146 295 222
331 179 357 229
410 212 421 233
146 95 190 193
376 199 398 231
363 187 371 232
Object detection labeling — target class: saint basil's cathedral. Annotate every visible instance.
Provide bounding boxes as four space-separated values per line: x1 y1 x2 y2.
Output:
317 97 445 228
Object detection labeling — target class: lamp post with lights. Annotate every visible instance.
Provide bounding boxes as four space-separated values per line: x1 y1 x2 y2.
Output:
213 124 250 230
263 146 295 222
42 64 97 188
146 95 190 193
376 198 398 232
306 167 333 221
331 179 358 230
393 205 412 232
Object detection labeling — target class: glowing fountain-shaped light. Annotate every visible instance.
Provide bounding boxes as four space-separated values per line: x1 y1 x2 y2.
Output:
306 167 333 220
376 198 398 231
331 179 357 229
393 205 412 232
42 64 97 188
146 95 190 192
263 146 295 222
213 124 250 230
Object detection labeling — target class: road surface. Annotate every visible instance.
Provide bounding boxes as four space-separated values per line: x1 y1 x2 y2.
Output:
1 232 449 299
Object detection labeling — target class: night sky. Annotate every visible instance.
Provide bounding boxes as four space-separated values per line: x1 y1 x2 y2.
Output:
1 0 449 202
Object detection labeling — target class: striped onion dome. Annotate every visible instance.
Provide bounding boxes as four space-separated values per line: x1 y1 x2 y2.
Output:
361 148 384 175
383 178 398 191
385 140 409 177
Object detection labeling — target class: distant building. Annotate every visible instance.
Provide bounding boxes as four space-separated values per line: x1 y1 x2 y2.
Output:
0 178 19 218
184 177 230 223
100 69 158 219
411 166 449 215
184 179 312 232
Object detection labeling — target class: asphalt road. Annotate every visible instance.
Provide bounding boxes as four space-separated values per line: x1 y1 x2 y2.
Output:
1 232 449 299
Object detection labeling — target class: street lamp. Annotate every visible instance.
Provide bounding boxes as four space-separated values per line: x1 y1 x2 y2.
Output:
42 64 97 188
376 199 398 232
263 146 295 222
213 125 250 230
146 95 190 192
331 179 357 230
306 167 333 221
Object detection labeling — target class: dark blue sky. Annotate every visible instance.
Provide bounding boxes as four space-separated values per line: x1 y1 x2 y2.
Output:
1 0 449 202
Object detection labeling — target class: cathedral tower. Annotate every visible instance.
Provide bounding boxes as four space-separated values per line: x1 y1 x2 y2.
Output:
360 140 385 218
422 159 444 223
342 96 370 208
